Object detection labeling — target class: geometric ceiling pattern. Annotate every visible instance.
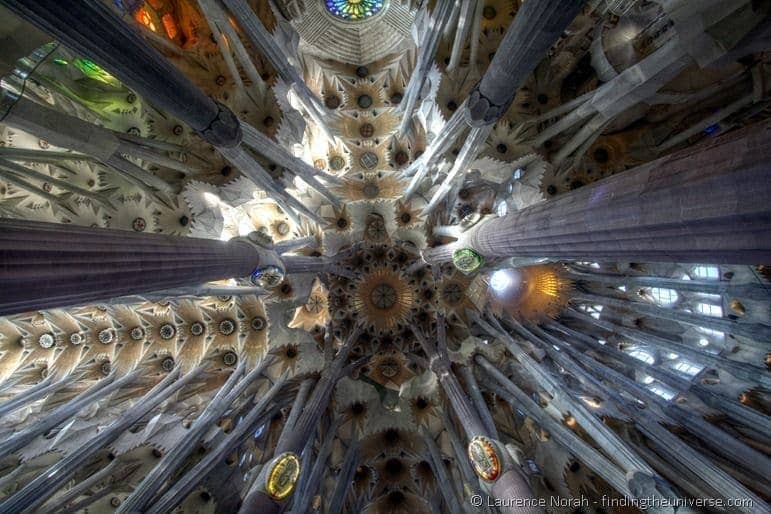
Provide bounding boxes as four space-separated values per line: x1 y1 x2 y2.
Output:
0 0 769 513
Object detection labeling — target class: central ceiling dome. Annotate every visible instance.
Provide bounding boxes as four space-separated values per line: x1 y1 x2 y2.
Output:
291 0 412 64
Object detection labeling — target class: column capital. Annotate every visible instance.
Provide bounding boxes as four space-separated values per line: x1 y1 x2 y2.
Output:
466 85 506 127
199 100 243 148
429 355 452 377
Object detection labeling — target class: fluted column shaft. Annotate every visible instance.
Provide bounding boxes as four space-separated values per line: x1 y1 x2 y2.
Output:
465 0 587 125
38 461 119 514
437 365 489 439
425 122 771 264
118 360 270 513
292 418 342 513
0 0 241 147
573 291 771 345
415 323 541 514
477 313 655 475
326 439 358 514
423 432 465 514
0 367 202 514
541 334 769 513
412 325 487 438
275 378 315 449
566 269 771 301
0 374 72 418
544 319 771 432
0 219 264 314
238 329 360 513
0 371 139 460
457 365 499 439
566 307 770 387
146 376 287 514
525 322 771 487
398 0 456 134
476 355 631 496
275 326 360 455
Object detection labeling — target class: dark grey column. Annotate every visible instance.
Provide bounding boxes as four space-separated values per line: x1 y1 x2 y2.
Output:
411 324 487 439
0 219 268 314
457 365 499 439
0 0 241 147
565 308 770 387
422 432 465 514
424 122 771 264
540 320 771 432
419 0 587 212
413 323 543 514
398 0 456 135
0 4 49 77
326 439 359 514
274 325 360 456
465 0 587 126
0 366 204 514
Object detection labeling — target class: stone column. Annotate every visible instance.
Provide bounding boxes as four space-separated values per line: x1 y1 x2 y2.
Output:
238 326 361 513
572 291 771 346
0 370 140 460
413 323 542 514
0 366 204 514
476 355 631 497
0 4 49 77
422 431 465 514
465 0 587 126
420 0 587 211
275 378 315 450
0 0 241 148
145 376 288 514
411 325 487 438
221 0 333 139
457 365 499 439
398 0 456 135
326 439 359 514
424 122 771 264
0 374 73 419
118 359 271 514
0 219 275 314
543 319 771 431
274 325 360 455
291 418 342 514
565 268 771 302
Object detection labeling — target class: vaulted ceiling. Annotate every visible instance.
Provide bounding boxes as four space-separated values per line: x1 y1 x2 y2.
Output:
0 1 769 513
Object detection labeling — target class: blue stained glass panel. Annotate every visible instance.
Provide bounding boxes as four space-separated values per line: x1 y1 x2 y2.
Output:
325 0 384 20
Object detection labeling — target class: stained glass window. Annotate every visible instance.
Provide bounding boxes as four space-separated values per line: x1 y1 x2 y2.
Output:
73 58 121 88
325 0 384 21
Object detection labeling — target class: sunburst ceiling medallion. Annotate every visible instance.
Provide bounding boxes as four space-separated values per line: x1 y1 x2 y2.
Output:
353 266 415 333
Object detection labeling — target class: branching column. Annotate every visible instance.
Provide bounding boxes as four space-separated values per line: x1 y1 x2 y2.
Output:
146 376 288 514
424 122 771 264
238 326 361 514
565 268 771 302
0 219 270 314
0 0 335 219
414 321 543 514
464 0 587 126
0 0 241 148
422 0 587 211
